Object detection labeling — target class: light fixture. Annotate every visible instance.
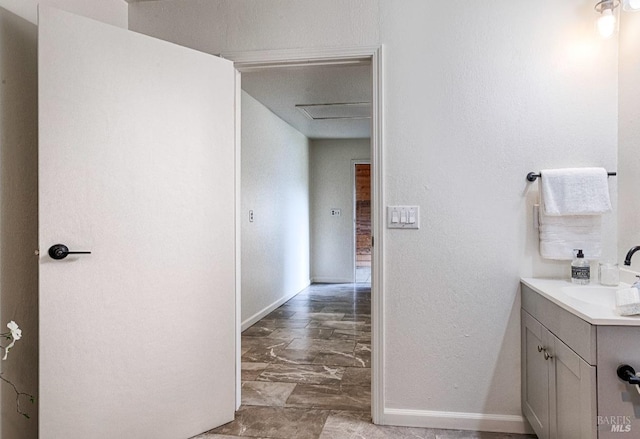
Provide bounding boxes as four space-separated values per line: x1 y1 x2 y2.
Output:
595 0 620 38
623 0 640 11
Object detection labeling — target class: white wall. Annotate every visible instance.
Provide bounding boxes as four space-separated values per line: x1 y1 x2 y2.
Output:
128 0 379 55
618 11 640 269
0 2 126 438
310 139 370 283
379 1 617 425
128 0 619 433
1 0 126 27
241 91 311 327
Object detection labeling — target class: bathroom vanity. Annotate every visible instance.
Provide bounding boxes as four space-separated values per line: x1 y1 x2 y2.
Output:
521 278 640 439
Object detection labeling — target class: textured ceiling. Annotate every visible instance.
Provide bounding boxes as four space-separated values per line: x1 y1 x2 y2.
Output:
241 63 372 139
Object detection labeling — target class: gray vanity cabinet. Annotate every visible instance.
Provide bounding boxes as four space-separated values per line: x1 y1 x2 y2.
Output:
522 280 640 438
522 309 597 439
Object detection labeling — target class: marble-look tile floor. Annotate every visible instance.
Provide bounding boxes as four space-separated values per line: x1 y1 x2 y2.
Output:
194 283 536 439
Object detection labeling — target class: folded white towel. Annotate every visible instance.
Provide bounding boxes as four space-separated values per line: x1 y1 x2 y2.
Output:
541 167 612 216
616 287 640 316
538 206 602 260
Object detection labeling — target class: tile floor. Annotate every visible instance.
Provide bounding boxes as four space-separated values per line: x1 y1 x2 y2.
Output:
194 283 536 439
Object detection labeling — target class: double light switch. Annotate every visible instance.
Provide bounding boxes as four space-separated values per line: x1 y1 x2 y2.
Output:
387 206 420 229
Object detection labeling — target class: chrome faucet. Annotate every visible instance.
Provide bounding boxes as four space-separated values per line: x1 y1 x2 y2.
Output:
624 246 640 266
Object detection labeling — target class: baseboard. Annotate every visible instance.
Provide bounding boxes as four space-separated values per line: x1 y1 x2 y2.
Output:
381 408 534 434
241 281 310 331
310 277 354 284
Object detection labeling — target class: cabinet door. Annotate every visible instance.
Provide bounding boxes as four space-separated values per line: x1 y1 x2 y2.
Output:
522 310 551 439
549 333 597 439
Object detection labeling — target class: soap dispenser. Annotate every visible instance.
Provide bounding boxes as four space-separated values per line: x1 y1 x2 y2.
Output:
571 249 590 285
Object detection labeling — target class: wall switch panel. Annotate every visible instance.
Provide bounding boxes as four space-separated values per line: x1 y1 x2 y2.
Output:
249 210 254 222
330 208 341 217
387 205 420 229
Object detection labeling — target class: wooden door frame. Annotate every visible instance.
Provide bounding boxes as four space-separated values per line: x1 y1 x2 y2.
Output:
222 46 385 423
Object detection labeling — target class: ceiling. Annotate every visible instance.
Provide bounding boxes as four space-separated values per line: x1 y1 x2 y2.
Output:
241 63 372 140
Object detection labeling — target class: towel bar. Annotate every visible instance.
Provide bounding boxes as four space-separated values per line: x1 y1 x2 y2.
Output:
526 171 617 182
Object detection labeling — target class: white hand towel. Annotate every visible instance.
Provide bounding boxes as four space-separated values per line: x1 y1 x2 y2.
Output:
616 287 640 316
537 196 603 260
538 211 602 260
541 167 612 216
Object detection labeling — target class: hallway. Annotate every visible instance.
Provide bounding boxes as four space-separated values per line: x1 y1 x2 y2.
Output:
196 284 534 439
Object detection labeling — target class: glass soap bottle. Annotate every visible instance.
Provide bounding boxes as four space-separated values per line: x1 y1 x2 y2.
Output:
571 249 590 285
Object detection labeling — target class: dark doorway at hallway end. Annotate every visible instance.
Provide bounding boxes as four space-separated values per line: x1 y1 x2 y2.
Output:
355 163 371 284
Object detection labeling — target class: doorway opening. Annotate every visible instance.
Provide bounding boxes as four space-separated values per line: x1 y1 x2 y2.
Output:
354 161 372 284
227 47 384 424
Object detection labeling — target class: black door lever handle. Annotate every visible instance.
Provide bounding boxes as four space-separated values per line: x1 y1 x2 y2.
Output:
48 244 91 260
617 365 640 385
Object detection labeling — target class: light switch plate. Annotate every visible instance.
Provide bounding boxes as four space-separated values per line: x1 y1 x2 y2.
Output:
330 208 341 217
387 205 420 229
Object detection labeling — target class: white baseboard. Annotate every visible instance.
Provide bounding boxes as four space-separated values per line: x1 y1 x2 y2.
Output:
381 408 533 435
241 281 310 331
311 277 354 284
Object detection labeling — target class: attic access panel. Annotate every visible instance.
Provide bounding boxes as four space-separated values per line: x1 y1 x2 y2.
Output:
296 102 371 120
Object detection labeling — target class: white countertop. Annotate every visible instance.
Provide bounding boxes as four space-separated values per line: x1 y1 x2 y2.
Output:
521 277 640 326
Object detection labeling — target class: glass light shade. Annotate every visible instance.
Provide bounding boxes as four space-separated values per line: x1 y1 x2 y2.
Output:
598 8 617 38
623 0 640 10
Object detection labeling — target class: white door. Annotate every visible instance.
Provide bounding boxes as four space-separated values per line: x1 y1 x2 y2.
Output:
38 6 236 439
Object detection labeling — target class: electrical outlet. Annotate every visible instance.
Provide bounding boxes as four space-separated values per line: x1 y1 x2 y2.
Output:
330 208 341 217
249 210 254 222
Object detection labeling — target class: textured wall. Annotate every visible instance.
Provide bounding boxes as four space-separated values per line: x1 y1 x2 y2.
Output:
618 11 640 269
379 1 617 423
310 139 370 283
129 0 379 55
241 91 311 326
0 8 38 439
0 0 126 27
128 0 619 432
0 2 126 438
